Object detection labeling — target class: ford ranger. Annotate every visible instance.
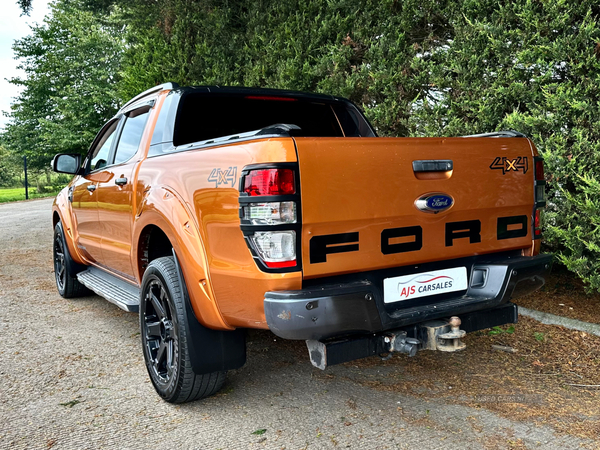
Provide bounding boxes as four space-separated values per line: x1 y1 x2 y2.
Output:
51 82 551 403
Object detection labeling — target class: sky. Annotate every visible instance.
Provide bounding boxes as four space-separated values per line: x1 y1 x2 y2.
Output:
0 0 52 131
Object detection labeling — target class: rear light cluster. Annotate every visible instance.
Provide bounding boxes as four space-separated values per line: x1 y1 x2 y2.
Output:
533 156 546 239
239 165 301 272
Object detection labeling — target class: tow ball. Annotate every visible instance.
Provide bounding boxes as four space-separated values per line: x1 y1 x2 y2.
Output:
422 316 467 352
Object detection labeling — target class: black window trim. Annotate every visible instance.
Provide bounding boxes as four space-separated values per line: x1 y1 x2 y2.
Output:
84 117 122 175
111 105 153 167
85 103 154 174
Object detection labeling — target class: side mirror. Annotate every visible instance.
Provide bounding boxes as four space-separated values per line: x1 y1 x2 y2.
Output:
51 154 81 175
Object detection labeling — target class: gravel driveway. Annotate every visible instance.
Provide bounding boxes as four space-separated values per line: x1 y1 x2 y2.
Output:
0 198 596 449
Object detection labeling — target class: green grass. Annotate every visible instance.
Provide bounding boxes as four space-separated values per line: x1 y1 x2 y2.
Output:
0 187 64 203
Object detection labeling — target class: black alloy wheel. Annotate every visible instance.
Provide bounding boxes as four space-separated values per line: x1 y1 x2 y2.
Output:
53 222 90 298
54 229 67 292
140 256 226 403
142 277 179 386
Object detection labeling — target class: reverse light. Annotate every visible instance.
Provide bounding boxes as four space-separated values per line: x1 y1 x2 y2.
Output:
243 168 295 196
243 202 296 225
535 184 546 203
250 231 296 267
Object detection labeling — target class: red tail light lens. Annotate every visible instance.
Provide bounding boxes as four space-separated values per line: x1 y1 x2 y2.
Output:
243 169 296 196
535 159 545 181
534 209 542 236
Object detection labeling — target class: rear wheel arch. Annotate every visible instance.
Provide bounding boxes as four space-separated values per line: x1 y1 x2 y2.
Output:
137 224 174 281
132 191 232 330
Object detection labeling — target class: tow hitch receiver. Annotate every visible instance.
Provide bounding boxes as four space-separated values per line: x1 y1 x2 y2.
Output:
305 316 468 370
306 331 420 370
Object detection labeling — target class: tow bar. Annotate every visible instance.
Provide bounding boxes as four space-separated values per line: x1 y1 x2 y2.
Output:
306 316 467 370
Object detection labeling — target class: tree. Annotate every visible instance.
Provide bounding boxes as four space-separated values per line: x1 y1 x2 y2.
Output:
16 0 32 15
3 0 124 170
0 146 20 187
116 0 453 137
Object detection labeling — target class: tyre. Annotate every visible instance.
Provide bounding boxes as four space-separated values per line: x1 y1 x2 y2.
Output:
53 222 90 298
140 256 226 403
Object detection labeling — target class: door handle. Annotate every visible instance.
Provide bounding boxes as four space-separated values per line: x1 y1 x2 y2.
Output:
115 177 128 186
412 160 453 172
87 184 97 192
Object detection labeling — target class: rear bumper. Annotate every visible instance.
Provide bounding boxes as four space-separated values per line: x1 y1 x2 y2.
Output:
264 253 552 340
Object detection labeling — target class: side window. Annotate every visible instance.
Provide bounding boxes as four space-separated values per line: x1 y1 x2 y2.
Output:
89 121 118 172
114 109 150 165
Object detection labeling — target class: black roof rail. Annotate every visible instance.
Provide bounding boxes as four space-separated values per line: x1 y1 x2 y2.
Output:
462 130 527 138
118 82 179 114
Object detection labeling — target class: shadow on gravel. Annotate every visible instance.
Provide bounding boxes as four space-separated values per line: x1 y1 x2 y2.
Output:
221 321 600 441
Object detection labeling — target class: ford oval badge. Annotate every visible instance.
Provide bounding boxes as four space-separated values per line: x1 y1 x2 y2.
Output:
415 193 454 214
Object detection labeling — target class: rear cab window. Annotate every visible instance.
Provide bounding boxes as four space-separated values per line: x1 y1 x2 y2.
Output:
148 90 375 155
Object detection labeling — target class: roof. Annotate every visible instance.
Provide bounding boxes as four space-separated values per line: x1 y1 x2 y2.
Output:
118 82 353 114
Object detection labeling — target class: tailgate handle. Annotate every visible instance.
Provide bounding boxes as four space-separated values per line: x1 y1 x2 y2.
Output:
412 160 453 173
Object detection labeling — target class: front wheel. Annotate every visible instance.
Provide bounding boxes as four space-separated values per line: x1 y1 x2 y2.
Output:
140 256 226 403
53 222 90 298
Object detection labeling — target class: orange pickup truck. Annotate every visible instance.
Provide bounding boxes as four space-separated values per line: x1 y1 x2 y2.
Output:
51 83 551 403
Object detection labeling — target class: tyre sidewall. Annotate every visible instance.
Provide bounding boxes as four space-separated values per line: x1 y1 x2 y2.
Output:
140 259 186 402
53 222 68 297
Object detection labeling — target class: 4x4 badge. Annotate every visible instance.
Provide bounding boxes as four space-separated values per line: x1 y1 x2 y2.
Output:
490 156 528 174
415 193 454 214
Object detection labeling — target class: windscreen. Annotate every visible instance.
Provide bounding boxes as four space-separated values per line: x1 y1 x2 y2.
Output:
173 94 372 146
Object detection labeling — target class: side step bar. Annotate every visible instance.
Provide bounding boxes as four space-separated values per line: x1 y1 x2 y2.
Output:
77 267 140 312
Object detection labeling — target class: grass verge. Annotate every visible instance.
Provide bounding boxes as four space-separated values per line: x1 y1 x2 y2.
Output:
0 187 63 203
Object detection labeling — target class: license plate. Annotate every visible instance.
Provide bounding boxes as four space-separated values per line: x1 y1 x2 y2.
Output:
383 267 468 303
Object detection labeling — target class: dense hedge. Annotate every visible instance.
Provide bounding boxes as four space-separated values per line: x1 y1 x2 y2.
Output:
8 0 600 290
118 0 600 291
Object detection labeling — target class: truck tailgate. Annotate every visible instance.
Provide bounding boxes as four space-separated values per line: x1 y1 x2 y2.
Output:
295 137 535 279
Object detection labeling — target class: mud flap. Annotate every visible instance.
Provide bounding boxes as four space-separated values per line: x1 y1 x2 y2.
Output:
172 250 246 374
